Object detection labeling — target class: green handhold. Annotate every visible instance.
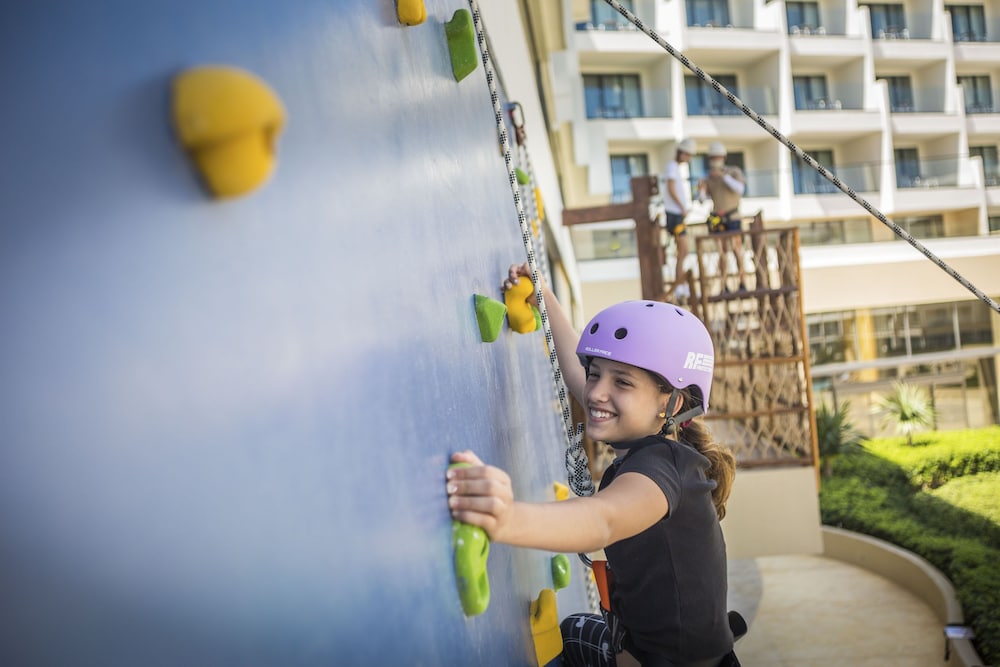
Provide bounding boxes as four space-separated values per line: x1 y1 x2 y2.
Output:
445 9 478 82
551 554 571 591
532 305 542 332
474 294 507 343
515 167 530 185
449 463 491 616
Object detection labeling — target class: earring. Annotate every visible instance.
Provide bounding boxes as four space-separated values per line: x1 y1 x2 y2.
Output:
658 411 666 418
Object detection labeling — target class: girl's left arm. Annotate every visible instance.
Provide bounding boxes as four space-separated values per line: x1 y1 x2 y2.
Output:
447 451 667 554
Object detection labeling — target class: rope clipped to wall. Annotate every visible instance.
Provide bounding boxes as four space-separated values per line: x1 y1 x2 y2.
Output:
601 0 1000 315
466 0 600 613
466 0 596 498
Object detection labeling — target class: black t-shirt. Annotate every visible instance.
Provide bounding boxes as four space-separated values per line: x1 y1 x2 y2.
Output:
600 435 733 662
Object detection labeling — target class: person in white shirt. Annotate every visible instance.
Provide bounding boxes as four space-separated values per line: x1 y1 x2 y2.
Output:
663 138 695 301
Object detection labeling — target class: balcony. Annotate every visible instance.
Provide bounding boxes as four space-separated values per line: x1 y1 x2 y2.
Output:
796 162 880 195
965 98 1000 135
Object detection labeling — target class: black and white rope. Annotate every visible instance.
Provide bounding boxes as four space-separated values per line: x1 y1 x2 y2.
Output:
467 0 599 612
466 0 595 498
601 0 1000 315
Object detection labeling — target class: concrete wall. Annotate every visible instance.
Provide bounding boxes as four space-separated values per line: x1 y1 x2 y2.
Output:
723 467 824 559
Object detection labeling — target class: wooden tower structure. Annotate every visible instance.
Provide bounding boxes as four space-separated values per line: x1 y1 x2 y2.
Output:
563 176 819 473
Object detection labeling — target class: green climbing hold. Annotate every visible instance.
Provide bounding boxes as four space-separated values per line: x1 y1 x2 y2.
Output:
445 9 478 82
551 554 571 591
532 305 542 332
474 294 507 343
515 167 530 185
449 463 491 616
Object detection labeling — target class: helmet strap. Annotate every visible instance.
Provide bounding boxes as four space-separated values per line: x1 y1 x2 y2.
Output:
660 389 704 438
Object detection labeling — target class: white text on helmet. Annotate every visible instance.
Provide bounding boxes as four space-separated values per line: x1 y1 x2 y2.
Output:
683 352 714 373
584 346 612 357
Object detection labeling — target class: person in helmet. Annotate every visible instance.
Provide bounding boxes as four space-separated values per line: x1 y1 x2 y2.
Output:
697 142 747 291
663 138 695 302
448 264 738 667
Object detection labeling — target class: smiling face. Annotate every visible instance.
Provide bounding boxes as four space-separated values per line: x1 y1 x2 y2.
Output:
584 357 669 446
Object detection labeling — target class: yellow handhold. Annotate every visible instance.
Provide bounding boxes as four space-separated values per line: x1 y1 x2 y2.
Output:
397 0 426 25
553 482 569 501
172 65 286 198
530 589 562 666
504 276 537 334
534 187 546 221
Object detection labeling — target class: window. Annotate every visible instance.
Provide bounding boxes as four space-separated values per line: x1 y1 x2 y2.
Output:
686 0 731 27
584 74 644 119
799 219 874 246
894 148 920 187
864 3 907 37
892 214 945 239
882 76 914 111
793 75 831 110
787 1 821 31
990 216 1000 233
685 74 739 115
958 75 993 113
577 0 635 30
956 301 993 346
793 150 838 194
970 145 999 185
909 304 957 353
610 154 649 202
807 311 853 365
948 4 987 41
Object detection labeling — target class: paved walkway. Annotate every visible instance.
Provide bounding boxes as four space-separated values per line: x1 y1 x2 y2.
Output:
728 554 945 666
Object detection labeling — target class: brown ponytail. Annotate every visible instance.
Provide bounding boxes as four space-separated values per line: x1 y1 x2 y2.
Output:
680 419 736 520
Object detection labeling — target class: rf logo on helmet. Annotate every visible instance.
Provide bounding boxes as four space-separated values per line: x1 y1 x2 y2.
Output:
683 352 714 373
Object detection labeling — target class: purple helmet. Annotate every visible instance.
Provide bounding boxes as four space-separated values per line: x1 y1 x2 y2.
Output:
576 301 715 413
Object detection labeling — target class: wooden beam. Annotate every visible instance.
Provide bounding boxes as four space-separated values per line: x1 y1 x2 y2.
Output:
561 202 633 226
559 175 664 301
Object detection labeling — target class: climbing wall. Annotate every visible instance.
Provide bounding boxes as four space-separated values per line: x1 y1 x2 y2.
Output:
0 1 588 664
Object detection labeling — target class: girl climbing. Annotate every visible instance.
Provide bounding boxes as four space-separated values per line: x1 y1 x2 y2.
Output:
446 263 739 667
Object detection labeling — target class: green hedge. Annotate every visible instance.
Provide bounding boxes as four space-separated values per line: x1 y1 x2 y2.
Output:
820 428 1000 665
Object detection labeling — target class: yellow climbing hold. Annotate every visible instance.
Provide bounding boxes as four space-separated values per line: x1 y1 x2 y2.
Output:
504 276 537 334
534 186 546 221
172 65 285 198
553 482 569 501
530 589 562 666
396 0 426 25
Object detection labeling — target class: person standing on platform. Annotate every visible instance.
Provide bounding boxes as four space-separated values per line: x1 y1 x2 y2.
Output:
663 138 695 302
698 142 747 292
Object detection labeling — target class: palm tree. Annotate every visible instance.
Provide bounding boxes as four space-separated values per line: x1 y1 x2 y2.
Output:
815 401 864 477
873 381 936 445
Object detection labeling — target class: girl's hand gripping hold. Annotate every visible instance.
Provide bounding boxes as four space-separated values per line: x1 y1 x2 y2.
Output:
446 451 516 543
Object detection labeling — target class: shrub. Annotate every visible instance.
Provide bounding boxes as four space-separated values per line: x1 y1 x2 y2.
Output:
820 427 1000 665
871 381 936 445
815 401 864 478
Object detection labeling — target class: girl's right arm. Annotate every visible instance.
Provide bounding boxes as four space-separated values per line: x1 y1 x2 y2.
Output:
503 263 586 405
447 451 667 553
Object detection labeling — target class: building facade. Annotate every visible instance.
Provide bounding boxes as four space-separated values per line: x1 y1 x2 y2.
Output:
523 0 1000 435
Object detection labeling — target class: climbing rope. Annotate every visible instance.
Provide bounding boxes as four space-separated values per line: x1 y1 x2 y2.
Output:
466 0 596 498
601 0 1000 315
466 0 600 613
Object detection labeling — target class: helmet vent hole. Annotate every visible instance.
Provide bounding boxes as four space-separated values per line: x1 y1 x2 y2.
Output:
614 327 628 340
589 323 600 335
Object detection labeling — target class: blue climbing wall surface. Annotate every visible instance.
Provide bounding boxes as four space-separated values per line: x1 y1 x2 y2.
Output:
0 1 589 664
